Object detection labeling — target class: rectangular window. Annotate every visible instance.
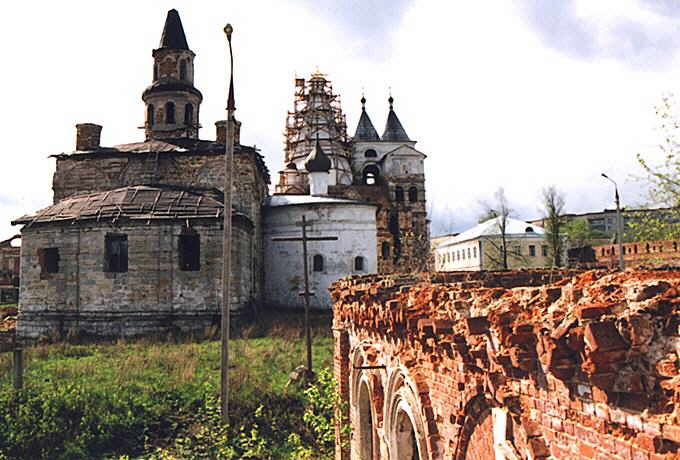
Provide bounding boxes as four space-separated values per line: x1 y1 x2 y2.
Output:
513 245 521 255
542 245 548 257
473 247 477 258
179 234 200 271
38 248 60 274
105 234 128 273
529 245 536 257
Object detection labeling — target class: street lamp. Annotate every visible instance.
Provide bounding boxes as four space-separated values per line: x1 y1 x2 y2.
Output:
221 22 236 425
601 173 625 271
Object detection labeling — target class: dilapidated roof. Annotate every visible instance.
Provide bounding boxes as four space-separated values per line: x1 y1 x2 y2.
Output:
51 139 271 184
12 185 239 226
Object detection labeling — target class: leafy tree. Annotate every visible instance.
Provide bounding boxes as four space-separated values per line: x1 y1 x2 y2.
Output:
564 219 596 248
541 186 566 267
632 95 680 240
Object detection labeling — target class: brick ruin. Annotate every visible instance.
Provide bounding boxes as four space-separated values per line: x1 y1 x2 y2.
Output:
331 269 680 459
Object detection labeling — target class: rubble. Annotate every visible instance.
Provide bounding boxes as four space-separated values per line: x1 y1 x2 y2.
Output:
331 268 680 459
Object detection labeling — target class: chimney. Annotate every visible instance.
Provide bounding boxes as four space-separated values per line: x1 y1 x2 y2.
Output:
75 123 102 151
215 119 242 146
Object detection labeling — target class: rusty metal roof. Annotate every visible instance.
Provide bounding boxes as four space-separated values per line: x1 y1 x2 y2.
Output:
12 185 234 226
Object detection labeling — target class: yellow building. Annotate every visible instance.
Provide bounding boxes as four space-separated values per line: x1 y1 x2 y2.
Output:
433 217 551 271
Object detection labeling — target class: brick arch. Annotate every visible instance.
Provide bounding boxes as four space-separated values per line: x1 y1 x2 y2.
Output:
454 395 543 460
349 343 386 459
383 366 432 459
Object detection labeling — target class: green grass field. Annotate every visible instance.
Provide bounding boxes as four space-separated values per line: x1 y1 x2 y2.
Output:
0 313 337 460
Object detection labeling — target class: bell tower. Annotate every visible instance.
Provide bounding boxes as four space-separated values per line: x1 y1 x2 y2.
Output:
142 9 203 140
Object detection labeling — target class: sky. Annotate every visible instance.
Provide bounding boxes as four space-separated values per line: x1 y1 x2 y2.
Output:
0 0 679 240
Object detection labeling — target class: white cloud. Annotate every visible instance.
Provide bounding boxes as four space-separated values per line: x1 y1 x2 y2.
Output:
0 1 677 239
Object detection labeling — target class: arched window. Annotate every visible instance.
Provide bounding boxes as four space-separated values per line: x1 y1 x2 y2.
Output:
313 254 324 272
408 186 418 202
179 59 187 80
354 256 365 271
525 226 534 233
153 64 158 81
358 381 376 459
395 186 404 202
147 104 154 126
362 165 380 185
184 103 193 125
365 149 377 158
381 242 390 259
165 102 176 124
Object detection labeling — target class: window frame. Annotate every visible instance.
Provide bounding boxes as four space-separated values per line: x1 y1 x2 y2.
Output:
312 254 324 272
178 232 200 271
105 234 128 273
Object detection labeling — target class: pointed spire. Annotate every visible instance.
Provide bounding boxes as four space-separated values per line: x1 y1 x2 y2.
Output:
159 9 190 50
382 95 410 142
304 134 331 172
353 96 381 141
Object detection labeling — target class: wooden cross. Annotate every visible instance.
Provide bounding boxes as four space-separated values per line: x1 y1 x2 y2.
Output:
272 215 338 373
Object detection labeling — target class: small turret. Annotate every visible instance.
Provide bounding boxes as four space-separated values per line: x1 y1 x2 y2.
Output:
304 135 331 196
382 96 410 142
142 9 203 140
353 96 380 142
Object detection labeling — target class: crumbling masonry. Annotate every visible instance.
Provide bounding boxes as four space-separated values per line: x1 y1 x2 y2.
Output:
332 269 680 459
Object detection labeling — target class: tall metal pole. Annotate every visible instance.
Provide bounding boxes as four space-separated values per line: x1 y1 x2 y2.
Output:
221 22 235 425
602 173 625 271
301 215 312 373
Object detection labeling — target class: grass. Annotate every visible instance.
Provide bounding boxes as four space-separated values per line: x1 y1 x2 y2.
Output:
0 312 336 460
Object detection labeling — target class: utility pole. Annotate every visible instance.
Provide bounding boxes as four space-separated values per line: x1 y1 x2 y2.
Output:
221 22 235 425
272 215 337 374
601 173 625 271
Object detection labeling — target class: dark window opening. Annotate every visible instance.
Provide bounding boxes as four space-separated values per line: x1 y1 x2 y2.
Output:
105 234 128 273
165 102 176 124
408 186 418 202
354 256 365 271
147 104 154 126
395 186 404 202
179 233 200 271
362 165 381 185
153 64 158 81
365 149 377 158
381 242 390 259
184 103 194 125
542 245 548 257
179 59 187 80
38 248 59 274
525 226 534 233
529 245 536 257
313 254 324 272
389 210 401 261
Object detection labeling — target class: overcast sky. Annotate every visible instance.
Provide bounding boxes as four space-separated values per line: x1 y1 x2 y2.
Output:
1 0 679 240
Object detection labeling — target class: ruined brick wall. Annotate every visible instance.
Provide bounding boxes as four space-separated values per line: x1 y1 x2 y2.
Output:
331 269 680 459
17 218 253 341
594 240 680 267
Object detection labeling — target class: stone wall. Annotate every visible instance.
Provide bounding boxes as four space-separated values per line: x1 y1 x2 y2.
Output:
18 218 253 341
331 269 680 459
51 146 268 309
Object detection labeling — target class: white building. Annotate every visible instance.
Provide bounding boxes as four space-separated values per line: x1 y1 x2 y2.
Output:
263 138 378 309
433 217 551 271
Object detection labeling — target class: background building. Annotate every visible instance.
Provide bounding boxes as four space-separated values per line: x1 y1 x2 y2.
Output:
433 217 550 271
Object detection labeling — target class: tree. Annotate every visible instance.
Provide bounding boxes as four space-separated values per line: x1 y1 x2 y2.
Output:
480 188 513 270
541 186 566 267
632 95 680 240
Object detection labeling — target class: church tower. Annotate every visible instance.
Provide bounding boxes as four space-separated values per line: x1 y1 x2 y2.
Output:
142 9 203 140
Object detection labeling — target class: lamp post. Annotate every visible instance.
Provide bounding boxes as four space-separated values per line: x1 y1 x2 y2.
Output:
221 22 235 425
601 173 625 271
